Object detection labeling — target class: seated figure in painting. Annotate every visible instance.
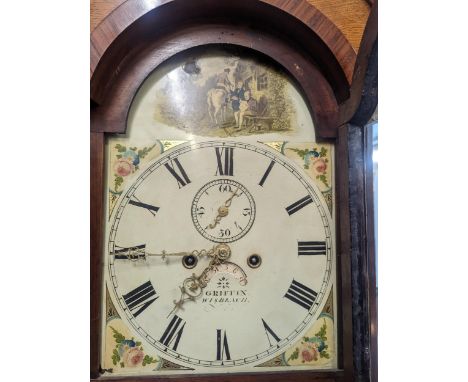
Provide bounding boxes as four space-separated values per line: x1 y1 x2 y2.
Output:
238 90 258 129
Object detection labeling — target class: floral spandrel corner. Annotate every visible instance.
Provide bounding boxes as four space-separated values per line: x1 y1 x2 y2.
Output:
285 316 334 367
110 326 157 368
264 142 333 213
103 319 160 374
110 143 157 204
286 146 330 189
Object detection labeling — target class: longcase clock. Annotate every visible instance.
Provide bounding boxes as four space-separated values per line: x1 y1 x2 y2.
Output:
91 1 378 381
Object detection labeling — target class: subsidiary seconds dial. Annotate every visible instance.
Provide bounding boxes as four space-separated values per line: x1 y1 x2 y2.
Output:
192 179 256 243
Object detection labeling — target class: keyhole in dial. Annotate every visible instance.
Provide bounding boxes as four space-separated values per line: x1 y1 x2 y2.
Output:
182 255 198 269
247 254 262 268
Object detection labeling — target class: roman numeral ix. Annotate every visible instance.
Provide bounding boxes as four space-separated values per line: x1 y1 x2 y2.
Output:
159 315 186 351
286 195 313 215
215 147 234 176
298 241 327 256
114 244 146 260
284 279 317 310
122 281 159 317
164 158 191 188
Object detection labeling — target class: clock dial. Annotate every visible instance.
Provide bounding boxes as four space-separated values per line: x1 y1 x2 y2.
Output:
107 141 333 369
191 179 256 243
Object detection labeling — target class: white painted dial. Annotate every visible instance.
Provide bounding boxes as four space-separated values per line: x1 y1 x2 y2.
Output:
107 141 333 369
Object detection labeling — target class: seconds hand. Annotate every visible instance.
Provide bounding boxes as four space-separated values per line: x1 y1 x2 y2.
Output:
206 187 240 229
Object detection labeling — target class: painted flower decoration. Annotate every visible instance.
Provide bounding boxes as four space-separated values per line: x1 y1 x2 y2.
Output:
312 158 327 174
110 326 158 369
303 150 320 169
301 345 319 362
122 149 140 166
123 347 145 367
114 158 134 177
287 319 330 364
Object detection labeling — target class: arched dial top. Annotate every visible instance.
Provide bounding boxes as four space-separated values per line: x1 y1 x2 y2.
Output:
107 141 333 369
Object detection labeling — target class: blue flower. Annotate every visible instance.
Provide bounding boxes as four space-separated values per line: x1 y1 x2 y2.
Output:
123 150 140 166
307 336 325 352
303 151 318 168
118 339 137 356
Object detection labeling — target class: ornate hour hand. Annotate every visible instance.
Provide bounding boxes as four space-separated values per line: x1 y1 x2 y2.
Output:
112 245 217 262
206 187 240 229
168 244 231 317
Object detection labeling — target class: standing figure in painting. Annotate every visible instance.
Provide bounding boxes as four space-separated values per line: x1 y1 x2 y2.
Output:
238 90 258 129
207 68 232 126
231 80 245 128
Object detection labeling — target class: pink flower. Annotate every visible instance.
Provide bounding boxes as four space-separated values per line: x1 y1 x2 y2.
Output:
301 347 319 362
114 158 134 177
123 347 144 367
312 158 327 174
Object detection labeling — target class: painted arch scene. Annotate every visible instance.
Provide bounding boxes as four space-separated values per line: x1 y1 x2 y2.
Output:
127 47 316 141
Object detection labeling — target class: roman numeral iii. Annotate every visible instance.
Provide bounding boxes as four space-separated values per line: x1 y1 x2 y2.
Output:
284 279 317 310
164 158 191 188
286 195 313 215
159 315 186 351
122 281 159 317
215 147 234 176
216 329 231 361
298 241 327 256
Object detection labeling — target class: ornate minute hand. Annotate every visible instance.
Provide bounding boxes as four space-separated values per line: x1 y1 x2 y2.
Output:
168 244 231 317
206 188 240 229
112 246 217 262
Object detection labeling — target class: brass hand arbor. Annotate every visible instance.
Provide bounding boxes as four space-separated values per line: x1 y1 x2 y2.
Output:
168 243 233 317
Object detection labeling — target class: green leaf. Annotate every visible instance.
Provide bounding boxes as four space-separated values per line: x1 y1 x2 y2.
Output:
130 147 137 151
137 144 157 159
115 144 126 153
320 350 330 359
319 147 328 157
110 326 125 344
114 176 124 191
116 154 122 159
287 148 309 159
120 362 124 368
136 341 141 346
287 348 299 361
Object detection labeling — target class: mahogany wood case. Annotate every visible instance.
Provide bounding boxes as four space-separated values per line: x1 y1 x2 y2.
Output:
90 1 378 381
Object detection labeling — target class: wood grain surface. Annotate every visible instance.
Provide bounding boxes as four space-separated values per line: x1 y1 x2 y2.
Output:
307 0 370 52
91 0 370 53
